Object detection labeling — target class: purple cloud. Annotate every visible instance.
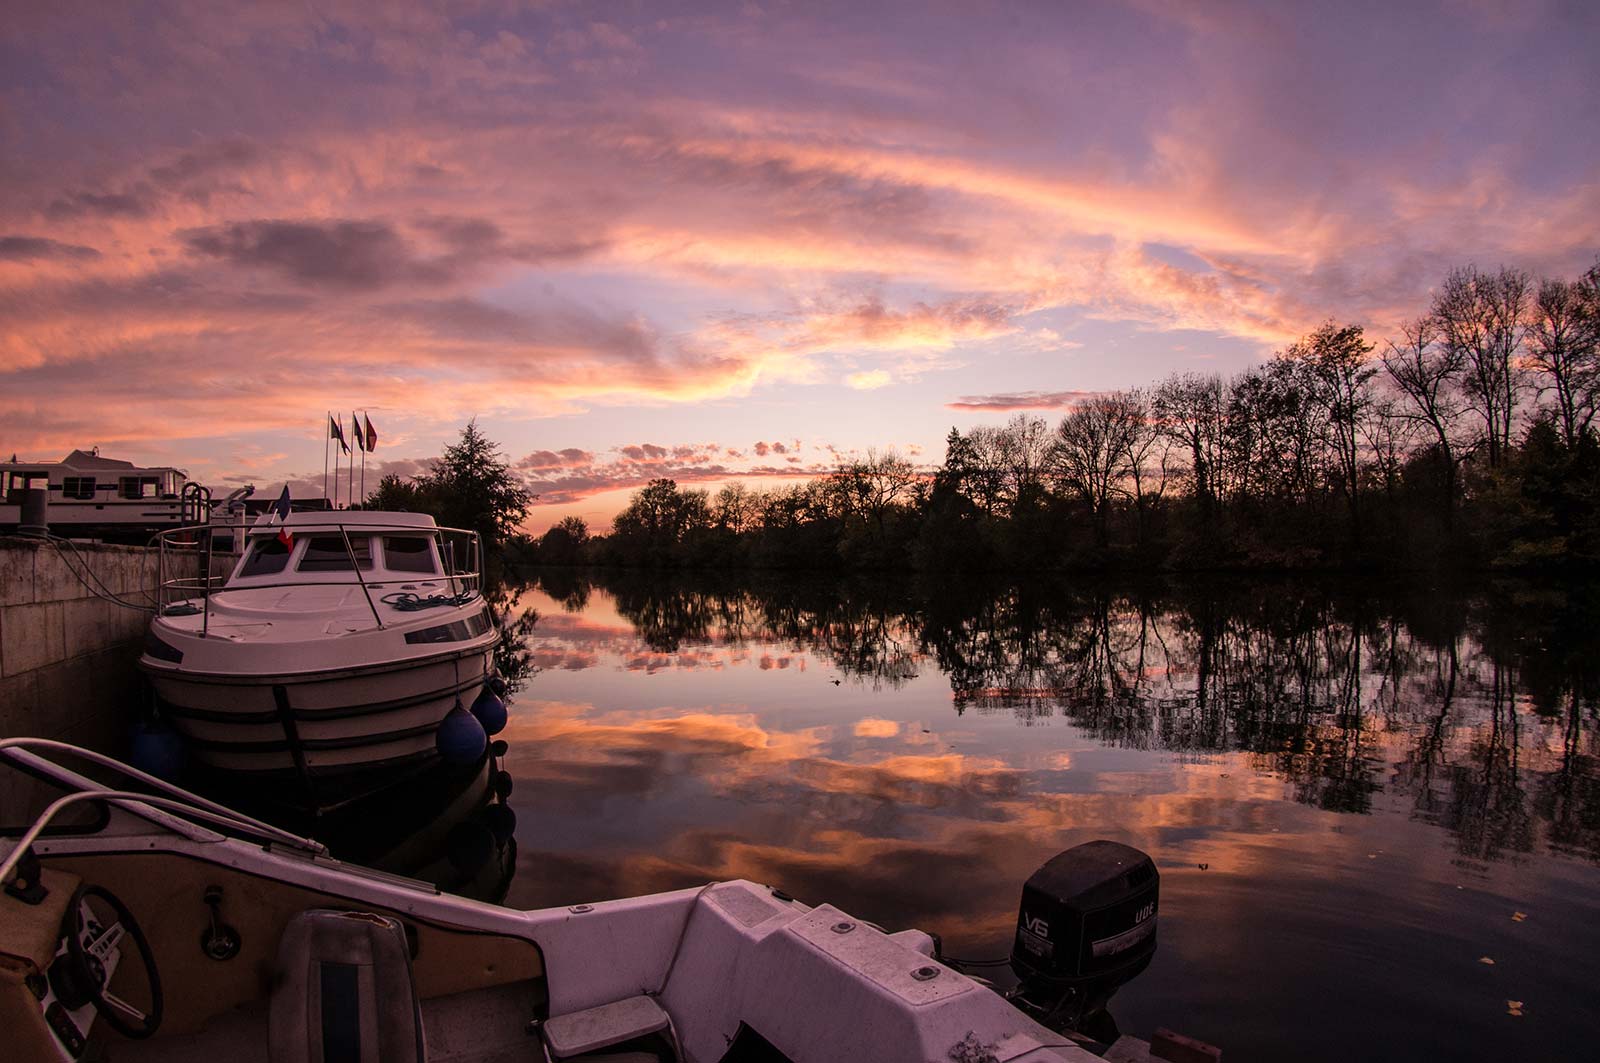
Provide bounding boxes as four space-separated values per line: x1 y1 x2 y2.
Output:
0 235 100 261
946 390 1103 411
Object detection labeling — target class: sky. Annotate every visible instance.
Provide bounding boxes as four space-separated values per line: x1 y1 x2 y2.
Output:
2 0 1597 532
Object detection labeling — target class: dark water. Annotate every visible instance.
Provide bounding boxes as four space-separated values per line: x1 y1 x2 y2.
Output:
484 570 1599 1062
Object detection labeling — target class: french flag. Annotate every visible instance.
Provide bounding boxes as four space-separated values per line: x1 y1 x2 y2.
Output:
270 485 294 547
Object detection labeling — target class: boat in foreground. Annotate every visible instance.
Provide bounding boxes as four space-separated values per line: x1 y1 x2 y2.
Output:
0 739 1179 1063
138 512 501 811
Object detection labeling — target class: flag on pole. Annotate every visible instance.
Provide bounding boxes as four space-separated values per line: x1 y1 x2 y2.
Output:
330 414 349 454
352 412 365 452
267 485 294 546
363 413 377 452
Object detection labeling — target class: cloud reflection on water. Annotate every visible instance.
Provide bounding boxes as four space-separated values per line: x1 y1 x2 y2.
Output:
490 571 1600 1060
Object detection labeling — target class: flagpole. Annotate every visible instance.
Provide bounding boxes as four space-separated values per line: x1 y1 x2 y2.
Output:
322 413 330 506
360 410 367 503
332 417 340 509
347 430 354 509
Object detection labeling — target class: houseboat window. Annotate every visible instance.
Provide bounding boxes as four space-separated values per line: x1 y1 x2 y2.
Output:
160 471 180 497
62 476 96 499
298 535 375 572
6 471 48 502
119 476 159 499
381 536 439 574
238 538 291 577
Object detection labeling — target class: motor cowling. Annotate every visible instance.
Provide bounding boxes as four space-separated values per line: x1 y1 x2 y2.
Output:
1010 840 1158 1007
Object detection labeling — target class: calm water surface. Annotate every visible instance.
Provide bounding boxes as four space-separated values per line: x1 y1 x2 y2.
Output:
487 571 1598 1063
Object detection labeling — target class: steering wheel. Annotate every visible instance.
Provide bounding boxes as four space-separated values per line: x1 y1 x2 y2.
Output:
51 884 164 1040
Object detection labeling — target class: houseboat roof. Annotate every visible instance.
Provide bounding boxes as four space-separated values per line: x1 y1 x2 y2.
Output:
1 449 185 475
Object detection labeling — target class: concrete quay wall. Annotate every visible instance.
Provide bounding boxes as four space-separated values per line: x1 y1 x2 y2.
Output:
0 537 161 751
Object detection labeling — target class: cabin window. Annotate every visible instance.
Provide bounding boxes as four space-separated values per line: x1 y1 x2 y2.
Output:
297 535 375 572
120 476 159 499
382 536 439 574
238 538 291 577
6 471 48 503
62 476 96 500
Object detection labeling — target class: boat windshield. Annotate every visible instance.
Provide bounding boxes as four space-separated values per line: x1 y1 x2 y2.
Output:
297 535 375 572
238 537 291 577
381 535 439 574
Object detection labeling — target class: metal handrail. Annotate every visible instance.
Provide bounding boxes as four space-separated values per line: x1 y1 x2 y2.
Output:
150 519 482 637
0 738 326 858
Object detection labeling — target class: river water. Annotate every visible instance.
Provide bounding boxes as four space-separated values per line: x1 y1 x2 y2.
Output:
487 569 1598 1062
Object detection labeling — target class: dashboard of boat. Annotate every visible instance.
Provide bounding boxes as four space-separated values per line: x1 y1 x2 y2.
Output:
0 860 158 1061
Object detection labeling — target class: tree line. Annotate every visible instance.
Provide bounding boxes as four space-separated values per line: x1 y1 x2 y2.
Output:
518 259 1600 572
526 565 1599 861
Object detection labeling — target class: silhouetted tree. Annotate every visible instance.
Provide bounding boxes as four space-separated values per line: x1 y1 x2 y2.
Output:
423 421 534 551
1433 266 1531 468
1050 392 1143 546
1383 315 1469 529
364 422 532 552
1527 270 1600 448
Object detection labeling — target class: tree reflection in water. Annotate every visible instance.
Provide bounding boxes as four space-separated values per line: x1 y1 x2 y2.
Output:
517 569 1600 865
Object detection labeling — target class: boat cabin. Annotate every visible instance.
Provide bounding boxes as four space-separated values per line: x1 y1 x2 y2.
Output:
0 449 201 541
230 512 450 586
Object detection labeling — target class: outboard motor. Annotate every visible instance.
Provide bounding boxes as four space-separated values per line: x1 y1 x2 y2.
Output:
1008 840 1158 1037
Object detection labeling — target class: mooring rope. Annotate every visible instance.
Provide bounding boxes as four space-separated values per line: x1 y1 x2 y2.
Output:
45 534 158 612
379 590 479 611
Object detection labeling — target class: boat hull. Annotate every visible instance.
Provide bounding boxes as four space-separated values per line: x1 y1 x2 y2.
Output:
142 642 496 807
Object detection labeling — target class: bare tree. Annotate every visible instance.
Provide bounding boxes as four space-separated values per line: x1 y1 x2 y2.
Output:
830 449 919 540
1153 373 1228 514
1382 316 1468 527
1227 360 1329 507
1431 265 1531 467
962 424 1008 516
714 482 759 534
1527 271 1600 448
997 413 1054 513
1118 388 1170 545
1359 394 1419 502
1050 392 1143 546
1284 322 1377 541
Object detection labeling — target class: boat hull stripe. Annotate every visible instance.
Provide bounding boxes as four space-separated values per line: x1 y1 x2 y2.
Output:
155 673 485 725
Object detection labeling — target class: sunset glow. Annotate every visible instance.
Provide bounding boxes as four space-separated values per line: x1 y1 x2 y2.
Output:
3 1 1596 530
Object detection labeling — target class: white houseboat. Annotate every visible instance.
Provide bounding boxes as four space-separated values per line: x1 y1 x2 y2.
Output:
0 449 209 541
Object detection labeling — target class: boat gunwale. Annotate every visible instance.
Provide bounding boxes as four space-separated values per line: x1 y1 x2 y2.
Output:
137 627 498 683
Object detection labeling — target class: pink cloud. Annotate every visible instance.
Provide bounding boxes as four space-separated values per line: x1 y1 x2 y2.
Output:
2 0 1596 489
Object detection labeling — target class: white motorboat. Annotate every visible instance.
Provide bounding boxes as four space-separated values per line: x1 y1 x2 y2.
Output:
138 512 501 809
0 739 1176 1063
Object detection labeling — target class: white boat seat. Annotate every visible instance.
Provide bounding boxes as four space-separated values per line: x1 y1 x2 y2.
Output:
268 909 425 1063
541 994 671 1059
